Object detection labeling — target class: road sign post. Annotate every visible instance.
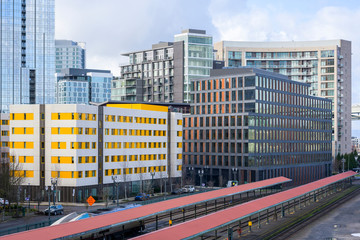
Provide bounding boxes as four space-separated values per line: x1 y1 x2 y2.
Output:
87 196 96 207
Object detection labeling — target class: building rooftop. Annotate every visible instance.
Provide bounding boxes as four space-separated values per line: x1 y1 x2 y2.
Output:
57 68 111 76
217 39 349 49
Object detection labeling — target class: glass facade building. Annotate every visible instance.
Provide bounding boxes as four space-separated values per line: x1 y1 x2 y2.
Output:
184 68 332 186
214 40 351 157
174 29 213 103
56 68 112 104
55 40 86 73
0 0 55 113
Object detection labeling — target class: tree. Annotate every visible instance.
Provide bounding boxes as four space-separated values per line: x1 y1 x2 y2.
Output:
0 156 24 205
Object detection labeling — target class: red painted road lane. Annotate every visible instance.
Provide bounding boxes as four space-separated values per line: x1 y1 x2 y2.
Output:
133 171 356 240
0 177 290 240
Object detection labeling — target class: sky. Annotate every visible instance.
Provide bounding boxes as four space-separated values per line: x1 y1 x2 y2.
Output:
55 0 360 133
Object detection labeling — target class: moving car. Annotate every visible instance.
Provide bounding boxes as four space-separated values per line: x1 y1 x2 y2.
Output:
44 205 64 215
134 193 150 201
182 185 195 193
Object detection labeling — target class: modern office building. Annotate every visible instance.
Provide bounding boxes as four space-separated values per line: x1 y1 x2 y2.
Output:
8 102 187 202
0 0 55 113
55 40 86 73
56 68 112 104
214 40 351 156
183 68 332 186
114 29 213 103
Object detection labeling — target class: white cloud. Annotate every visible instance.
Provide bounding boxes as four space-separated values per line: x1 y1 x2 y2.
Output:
209 2 360 132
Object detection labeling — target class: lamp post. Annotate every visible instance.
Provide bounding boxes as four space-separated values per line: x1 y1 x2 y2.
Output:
150 170 155 196
27 183 30 210
204 166 209 184
198 169 204 190
45 186 51 222
50 178 58 205
232 168 238 181
341 158 346 173
188 166 194 185
112 175 121 207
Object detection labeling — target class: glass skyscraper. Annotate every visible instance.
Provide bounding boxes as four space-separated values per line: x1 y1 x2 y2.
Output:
0 0 55 113
174 29 213 103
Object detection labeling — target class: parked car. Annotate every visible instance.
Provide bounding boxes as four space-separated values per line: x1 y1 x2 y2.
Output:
182 185 195 193
44 205 64 215
0 198 9 206
135 193 150 201
171 188 183 195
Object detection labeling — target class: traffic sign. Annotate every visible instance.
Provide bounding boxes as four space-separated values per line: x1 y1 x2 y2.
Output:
248 221 252 226
87 196 96 206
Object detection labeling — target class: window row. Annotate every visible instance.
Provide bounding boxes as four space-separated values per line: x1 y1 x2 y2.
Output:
105 115 166 125
104 154 167 162
104 141 167 149
104 128 166 137
51 127 97 135
104 166 167 176
52 112 97 121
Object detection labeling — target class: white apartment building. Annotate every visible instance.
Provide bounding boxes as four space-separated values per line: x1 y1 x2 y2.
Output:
214 40 351 157
8 102 186 202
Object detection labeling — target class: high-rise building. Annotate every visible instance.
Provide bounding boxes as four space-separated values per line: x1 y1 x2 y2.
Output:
0 0 55 113
55 40 86 73
214 40 351 156
113 29 213 104
184 68 332 186
174 29 213 103
8 102 187 202
115 42 182 103
56 68 112 104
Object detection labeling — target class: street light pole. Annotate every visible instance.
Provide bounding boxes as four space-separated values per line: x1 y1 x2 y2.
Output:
28 183 30 210
198 169 204 190
341 158 346 173
112 175 120 207
204 166 209 184
45 186 50 222
150 170 155 196
232 168 238 181
187 167 194 185
50 178 58 205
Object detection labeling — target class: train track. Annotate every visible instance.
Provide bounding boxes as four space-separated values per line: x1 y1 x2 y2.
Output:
262 185 360 240
194 184 358 239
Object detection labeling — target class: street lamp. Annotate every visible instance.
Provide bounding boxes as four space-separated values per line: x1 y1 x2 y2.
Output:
45 186 51 222
204 166 209 184
150 170 155 196
341 158 346 173
27 183 30 210
232 168 238 181
50 178 58 205
198 169 204 189
112 175 121 207
187 166 194 185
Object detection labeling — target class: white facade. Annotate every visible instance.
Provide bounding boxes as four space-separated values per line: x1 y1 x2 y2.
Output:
7 103 183 201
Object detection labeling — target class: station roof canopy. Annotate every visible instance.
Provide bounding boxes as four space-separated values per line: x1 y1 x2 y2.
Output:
133 171 357 240
0 177 291 240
